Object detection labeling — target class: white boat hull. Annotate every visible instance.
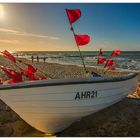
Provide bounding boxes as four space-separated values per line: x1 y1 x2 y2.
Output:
0 73 138 133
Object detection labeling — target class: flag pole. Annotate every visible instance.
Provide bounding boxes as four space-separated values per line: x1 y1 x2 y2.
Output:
70 25 87 73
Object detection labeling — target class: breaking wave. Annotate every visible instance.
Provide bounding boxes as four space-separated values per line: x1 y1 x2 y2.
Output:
14 51 140 72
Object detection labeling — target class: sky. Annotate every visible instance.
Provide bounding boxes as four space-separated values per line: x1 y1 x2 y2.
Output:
0 3 140 52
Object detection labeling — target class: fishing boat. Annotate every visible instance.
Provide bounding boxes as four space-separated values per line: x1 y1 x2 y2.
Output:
0 72 137 133
0 8 138 134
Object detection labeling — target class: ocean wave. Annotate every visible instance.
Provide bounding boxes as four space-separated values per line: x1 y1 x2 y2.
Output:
14 51 140 71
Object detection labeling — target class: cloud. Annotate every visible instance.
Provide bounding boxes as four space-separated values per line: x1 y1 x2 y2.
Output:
0 39 20 44
0 28 60 40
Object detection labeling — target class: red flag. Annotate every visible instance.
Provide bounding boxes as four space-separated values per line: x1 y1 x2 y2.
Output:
111 50 121 56
1 67 22 83
66 9 81 24
25 63 37 74
20 63 39 81
74 34 90 46
105 59 115 67
1 50 16 63
97 57 106 64
98 48 103 56
20 68 39 81
23 63 47 80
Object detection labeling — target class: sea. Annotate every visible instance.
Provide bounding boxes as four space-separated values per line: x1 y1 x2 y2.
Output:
14 51 140 72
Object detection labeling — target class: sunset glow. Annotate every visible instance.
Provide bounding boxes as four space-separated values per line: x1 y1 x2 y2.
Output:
0 5 5 20
0 3 139 52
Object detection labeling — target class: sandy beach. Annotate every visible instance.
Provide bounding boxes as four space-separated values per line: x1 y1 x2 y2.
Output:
0 56 139 137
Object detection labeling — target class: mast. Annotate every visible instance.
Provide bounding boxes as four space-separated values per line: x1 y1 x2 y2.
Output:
70 26 87 72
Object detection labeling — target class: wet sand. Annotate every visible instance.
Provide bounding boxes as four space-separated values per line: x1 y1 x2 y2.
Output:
0 56 139 137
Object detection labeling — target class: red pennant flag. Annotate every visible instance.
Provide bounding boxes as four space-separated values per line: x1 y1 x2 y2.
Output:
105 59 115 67
20 68 39 81
74 34 90 46
1 50 16 63
20 63 40 81
25 63 37 74
97 57 106 64
1 67 22 83
24 63 47 80
66 9 81 24
111 50 121 56
20 68 30 76
98 48 103 56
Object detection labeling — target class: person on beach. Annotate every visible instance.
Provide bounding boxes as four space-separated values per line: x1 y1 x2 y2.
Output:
31 56 34 63
43 57 46 63
37 56 39 63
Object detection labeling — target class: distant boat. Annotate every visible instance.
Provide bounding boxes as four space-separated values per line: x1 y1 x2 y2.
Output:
0 73 138 133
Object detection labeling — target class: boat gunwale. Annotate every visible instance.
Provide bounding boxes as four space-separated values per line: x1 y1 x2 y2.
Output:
0 73 137 90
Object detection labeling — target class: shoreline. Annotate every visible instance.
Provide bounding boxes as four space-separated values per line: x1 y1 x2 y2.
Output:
24 56 140 73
